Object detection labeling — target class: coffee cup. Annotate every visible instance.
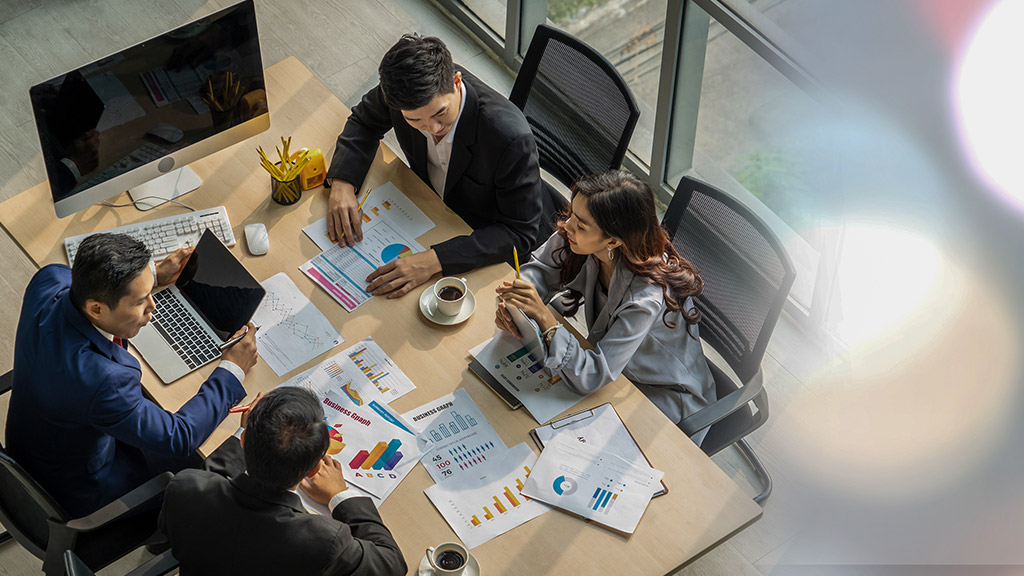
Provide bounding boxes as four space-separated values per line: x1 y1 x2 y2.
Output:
426 542 469 575
433 277 469 317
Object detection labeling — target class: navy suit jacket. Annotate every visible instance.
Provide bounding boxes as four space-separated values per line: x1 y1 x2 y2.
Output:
327 66 544 275
5 264 247 517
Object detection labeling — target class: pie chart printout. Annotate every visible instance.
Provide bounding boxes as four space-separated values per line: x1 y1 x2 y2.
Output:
381 243 413 263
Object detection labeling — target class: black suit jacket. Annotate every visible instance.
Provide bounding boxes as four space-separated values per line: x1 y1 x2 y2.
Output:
327 66 543 275
158 438 406 576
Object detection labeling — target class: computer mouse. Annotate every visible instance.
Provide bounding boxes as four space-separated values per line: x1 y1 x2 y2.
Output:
244 223 270 256
146 122 184 144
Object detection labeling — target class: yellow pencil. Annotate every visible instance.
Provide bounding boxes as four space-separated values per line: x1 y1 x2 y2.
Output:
357 187 374 210
513 246 521 279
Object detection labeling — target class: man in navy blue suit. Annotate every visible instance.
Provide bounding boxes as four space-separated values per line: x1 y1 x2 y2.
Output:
5 233 258 517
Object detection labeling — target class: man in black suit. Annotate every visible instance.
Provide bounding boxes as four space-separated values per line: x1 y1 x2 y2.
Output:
158 388 406 576
326 34 544 298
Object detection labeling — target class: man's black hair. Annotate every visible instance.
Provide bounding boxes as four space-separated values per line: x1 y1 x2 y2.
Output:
69 233 151 311
378 34 455 110
244 387 330 492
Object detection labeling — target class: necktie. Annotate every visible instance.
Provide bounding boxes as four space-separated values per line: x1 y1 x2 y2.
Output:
113 336 128 350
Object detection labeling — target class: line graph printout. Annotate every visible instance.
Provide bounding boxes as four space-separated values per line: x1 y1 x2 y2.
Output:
302 182 435 252
403 388 507 485
424 442 550 549
343 337 416 402
252 273 343 376
521 438 664 535
300 219 424 312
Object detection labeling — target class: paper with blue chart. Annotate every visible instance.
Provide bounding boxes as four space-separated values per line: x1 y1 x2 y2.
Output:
402 388 507 485
470 331 585 424
521 437 663 535
302 181 436 252
251 273 343 376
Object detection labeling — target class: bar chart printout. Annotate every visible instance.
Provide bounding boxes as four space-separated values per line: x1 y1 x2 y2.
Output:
424 443 550 549
403 388 507 485
521 438 664 535
342 336 416 402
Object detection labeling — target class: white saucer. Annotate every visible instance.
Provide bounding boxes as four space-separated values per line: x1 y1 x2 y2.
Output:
418 552 481 576
419 285 476 325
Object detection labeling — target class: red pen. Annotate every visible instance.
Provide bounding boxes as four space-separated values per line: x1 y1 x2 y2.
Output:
229 405 250 414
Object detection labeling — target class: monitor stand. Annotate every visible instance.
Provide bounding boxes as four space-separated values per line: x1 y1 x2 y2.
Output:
127 166 202 211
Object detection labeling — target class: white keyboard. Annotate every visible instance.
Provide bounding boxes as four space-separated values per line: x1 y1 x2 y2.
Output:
64 206 235 264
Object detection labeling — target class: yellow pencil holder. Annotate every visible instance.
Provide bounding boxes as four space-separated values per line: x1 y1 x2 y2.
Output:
271 165 302 206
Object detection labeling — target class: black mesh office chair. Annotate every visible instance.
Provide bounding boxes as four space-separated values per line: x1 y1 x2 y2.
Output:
663 176 796 505
510 24 641 239
0 370 174 576
64 549 178 576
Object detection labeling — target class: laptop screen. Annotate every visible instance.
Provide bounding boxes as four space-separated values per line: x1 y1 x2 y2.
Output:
174 229 265 341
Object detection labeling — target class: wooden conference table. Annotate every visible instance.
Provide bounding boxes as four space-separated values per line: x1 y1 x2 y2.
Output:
0 57 761 575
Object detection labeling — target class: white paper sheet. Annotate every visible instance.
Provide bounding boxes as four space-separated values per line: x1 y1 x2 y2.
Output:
303 182 435 252
470 332 584 424
341 337 416 402
252 273 343 376
521 438 664 535
402 388 507 485
300 219 424 311
424 442 550 549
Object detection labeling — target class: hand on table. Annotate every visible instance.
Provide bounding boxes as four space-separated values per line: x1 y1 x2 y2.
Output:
495 279 558 333
326 179 362 246
300 455 349 505
155 247 194 287
221 322 259 373
366 249 442 299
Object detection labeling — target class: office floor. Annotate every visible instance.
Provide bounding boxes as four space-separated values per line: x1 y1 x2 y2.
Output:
0 1 830 574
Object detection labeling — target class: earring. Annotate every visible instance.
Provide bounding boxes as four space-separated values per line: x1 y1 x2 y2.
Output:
608 247 615 260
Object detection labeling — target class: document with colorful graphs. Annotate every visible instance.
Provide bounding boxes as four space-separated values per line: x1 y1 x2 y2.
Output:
341 337 416 402
470 331 584 424
302 182 435 252
521 437 664 535
402 388 507 485
424 442 550 549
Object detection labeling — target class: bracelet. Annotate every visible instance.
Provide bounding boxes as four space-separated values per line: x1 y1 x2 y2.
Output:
541 325 559 348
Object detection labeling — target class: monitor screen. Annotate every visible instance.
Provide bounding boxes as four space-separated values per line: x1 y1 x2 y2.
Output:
30 0 268 217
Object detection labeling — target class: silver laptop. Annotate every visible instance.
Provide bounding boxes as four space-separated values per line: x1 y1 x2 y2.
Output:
133 229 265 383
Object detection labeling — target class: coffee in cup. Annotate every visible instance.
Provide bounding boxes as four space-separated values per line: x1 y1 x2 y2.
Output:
433 277 469 317
426 541 470 575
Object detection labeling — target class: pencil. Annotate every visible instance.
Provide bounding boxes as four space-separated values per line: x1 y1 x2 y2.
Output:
357 187 374 210
513 246 521 279
229 405 250 414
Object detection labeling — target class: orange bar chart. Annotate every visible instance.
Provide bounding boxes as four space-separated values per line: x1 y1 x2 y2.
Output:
492 496 507 514
504 486 520 507
483 506 494 520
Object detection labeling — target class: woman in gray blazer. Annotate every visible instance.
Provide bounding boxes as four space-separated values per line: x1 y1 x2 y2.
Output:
496 170 715 445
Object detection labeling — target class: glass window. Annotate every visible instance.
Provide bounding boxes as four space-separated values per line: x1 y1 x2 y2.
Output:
668 8 833 312
460 0 507 39
547 0 668 166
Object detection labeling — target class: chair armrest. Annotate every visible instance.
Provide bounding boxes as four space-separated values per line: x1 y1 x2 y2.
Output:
0 370 12 396
64 472 173 532
678 369 764 437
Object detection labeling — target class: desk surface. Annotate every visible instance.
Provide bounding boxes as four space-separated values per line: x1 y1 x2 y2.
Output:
0 56 761 575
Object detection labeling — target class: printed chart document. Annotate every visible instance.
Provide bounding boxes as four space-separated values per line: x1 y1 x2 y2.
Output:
303 182 435 252
522 438 664 535
531 403 666 496
342 337 416 402
402 388 507 485
308 390 422 500
470 332 584 424
425 442 550 549
252 273 343 376
279 350 415 435
300 220 424 311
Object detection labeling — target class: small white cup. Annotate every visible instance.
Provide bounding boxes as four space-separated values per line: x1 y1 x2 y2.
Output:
433 277 469 317
426 541 469 575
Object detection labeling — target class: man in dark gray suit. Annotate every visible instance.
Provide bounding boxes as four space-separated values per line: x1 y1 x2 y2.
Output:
158 387 406 576
326 34 545 298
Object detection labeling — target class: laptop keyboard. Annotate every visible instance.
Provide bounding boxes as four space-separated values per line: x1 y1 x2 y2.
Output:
151 290 220 370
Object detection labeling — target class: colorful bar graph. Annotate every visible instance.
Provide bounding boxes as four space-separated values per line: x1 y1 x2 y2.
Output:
360 442 388 470
587 488 619 514
504 486 520 507
372 439 403 470
382 451 403 471
349 450 370 469
492 496 507 514
471 515 481 526
515 478 524 491
483 506 494 520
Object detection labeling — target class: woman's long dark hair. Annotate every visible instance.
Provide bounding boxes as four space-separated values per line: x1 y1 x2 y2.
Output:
553 170 703 329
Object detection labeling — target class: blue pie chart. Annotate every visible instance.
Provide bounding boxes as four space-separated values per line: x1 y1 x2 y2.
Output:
553 475 577 496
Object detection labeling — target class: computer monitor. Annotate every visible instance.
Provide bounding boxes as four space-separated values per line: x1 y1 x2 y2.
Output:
29 0 269 218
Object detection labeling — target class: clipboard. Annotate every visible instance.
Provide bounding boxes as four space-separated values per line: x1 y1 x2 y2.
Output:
530 403 667 497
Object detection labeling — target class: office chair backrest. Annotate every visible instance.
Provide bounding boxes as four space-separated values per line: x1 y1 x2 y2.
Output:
662 176 796 383
0 448 70 559
509 24 640 188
